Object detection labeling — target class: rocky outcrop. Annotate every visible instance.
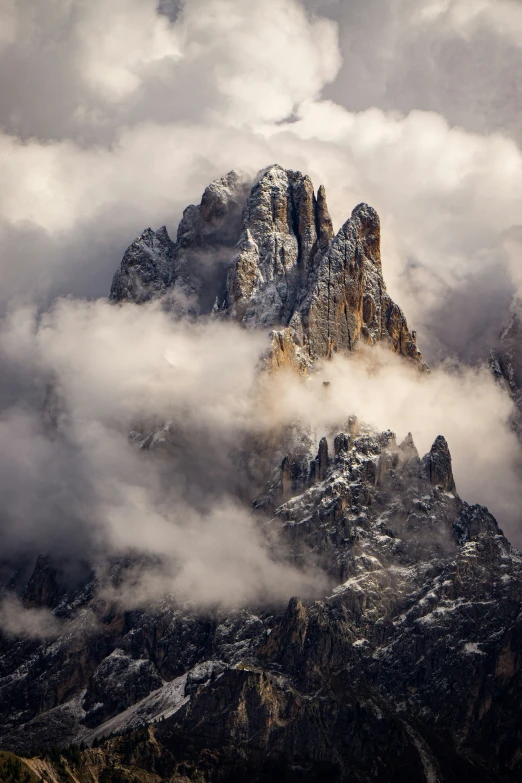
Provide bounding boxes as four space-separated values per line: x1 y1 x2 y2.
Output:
111 165 424 367
423 435 456 492
293 202 423 363
223 167 325 326
224 166 424 366
110 226 175 304
309 435 329 483
22 555 67 610
110 170 251 314
81 649 163 728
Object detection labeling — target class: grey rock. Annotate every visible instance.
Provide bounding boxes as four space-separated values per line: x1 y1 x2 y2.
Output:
224 165 318 327
224 166 424 367
423 434 456 492
110 226 175 304
110 170 251 314
309 435 329 483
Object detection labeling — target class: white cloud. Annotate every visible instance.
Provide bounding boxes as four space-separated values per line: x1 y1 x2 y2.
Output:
0 595 63 639
413 0 522 45
75 0 182 102
0 298 520 609
0 0 520 366
0 299 325 607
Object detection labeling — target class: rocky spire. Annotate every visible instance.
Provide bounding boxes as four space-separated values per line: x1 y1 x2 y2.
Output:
110 226 175 304
309 436 329 483
223 165 321 326
110 164 424 367
316 184 334 253
423 435 456 492
222 165 423 367
291 202 422 363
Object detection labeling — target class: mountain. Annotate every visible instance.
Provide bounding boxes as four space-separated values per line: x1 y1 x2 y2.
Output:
111 165 424 371
0 167 521 782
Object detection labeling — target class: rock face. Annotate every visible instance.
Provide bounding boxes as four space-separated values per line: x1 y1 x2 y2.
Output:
111 165 424 366
222 167 330 328
423 435 456 492
110 226 175 304
294 202 422 363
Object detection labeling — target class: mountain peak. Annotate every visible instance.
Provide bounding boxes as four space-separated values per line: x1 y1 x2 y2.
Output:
110 166 424 368
424 434 456 492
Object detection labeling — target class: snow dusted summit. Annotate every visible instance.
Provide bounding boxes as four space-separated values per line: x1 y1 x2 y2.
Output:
111 165 424 371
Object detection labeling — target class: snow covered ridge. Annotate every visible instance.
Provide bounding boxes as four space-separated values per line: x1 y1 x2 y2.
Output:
111 164 425 370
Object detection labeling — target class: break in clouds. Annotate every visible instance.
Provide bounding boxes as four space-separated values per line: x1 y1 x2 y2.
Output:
1 0 522 620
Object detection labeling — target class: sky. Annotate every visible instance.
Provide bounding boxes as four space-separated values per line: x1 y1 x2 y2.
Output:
0 0 521 618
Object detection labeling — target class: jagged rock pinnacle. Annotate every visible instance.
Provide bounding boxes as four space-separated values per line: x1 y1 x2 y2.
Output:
424 435 456 492
110 164 424 368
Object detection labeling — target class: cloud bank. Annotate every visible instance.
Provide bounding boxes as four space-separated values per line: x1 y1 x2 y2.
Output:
0 298 520 614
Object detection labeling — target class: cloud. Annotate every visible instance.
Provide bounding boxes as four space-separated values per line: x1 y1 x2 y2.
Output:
0 0 340 142
265 346 522 539
0 299 326 607
0 595 63 639
0 296 520 616
0 0 521 366
1 106 521 364
315 0 522 142
0 594 100 640
97 498 325 609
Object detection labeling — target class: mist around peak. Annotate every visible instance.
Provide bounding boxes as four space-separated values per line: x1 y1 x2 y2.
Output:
1 0 522 621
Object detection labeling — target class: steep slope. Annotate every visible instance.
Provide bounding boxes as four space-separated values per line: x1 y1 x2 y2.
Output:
153 430 522 780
